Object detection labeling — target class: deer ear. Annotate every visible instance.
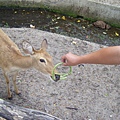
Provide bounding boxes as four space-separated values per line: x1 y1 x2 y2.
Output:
22 41 34 55
41 39 48 50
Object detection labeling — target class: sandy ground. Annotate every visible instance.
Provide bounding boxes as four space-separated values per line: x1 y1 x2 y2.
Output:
0 28 120 120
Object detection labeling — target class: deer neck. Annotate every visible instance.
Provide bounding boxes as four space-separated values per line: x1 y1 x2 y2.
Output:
14 55 33 69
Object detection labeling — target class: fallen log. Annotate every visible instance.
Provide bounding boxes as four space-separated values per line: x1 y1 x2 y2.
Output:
0 99 61 120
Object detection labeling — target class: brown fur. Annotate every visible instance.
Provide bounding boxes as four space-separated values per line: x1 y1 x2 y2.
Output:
0 29 56 99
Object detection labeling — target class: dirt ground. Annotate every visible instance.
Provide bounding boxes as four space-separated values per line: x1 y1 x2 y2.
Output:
0 28 120 120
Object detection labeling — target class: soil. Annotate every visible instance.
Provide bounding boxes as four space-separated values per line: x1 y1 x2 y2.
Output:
0 28 120 120
0 8 120 46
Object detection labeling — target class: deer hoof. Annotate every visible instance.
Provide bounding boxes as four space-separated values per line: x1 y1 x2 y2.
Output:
8 95 12 100
16 91 21 95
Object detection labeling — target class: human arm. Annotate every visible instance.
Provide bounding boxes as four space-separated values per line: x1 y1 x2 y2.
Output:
61 46 120 66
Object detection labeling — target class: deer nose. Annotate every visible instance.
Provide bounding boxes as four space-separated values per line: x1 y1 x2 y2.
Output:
51 74 60 82
55 74 60 81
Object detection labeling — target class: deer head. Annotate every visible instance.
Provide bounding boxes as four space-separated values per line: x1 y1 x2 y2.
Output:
22 39 58 77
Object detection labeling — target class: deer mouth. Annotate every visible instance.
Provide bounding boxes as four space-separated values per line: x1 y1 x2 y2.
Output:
51 62 72 82
51 74 60 82
55 74 61 81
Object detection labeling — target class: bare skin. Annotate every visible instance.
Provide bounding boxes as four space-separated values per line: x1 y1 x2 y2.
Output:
61 46 120 66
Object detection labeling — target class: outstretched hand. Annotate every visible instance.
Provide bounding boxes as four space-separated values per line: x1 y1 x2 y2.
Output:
61 52 80 66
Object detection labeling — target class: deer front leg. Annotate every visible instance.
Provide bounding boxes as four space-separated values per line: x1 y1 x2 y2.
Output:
4 72 12 99
12 72 20 95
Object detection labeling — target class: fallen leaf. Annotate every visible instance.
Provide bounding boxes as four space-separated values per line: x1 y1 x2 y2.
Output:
52 19 55 22
77 20 81 23
62 16 66 20
55 26 59 29
30 24 35 29
105 93 109 96
115 32 119 36
82 26 85 29
103 32 107 35
50 27 54 30
14 11 17 14
18 80 21 83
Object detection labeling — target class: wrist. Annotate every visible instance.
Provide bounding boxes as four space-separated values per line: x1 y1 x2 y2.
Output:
77 55 88 64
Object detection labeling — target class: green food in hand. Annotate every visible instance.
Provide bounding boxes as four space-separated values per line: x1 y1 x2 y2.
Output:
52 62 72 81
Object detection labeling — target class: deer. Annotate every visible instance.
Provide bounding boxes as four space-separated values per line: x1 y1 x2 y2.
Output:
0 29 59 99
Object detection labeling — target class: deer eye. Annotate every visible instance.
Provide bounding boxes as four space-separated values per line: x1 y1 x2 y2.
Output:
40 59 46 63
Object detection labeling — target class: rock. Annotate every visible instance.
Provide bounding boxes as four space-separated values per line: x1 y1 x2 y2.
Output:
93 21 111 29
0 99 61 120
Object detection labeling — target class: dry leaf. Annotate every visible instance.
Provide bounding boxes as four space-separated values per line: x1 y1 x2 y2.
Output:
115 32 119 36
77 20 81 23
30 24 35 29
62 16 66 20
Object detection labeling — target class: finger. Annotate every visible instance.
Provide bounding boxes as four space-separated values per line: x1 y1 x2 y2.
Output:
61 55 66 62
61 57 65 63
63 62 68 66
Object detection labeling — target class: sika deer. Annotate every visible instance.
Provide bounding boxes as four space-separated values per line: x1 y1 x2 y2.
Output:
0 29 59 99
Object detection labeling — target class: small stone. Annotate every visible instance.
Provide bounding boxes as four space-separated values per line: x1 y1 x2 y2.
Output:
110 115 113 118
93 20 111 29
72 41 77 45
57 17 60 19
103 32 107 35
30 24 35 29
